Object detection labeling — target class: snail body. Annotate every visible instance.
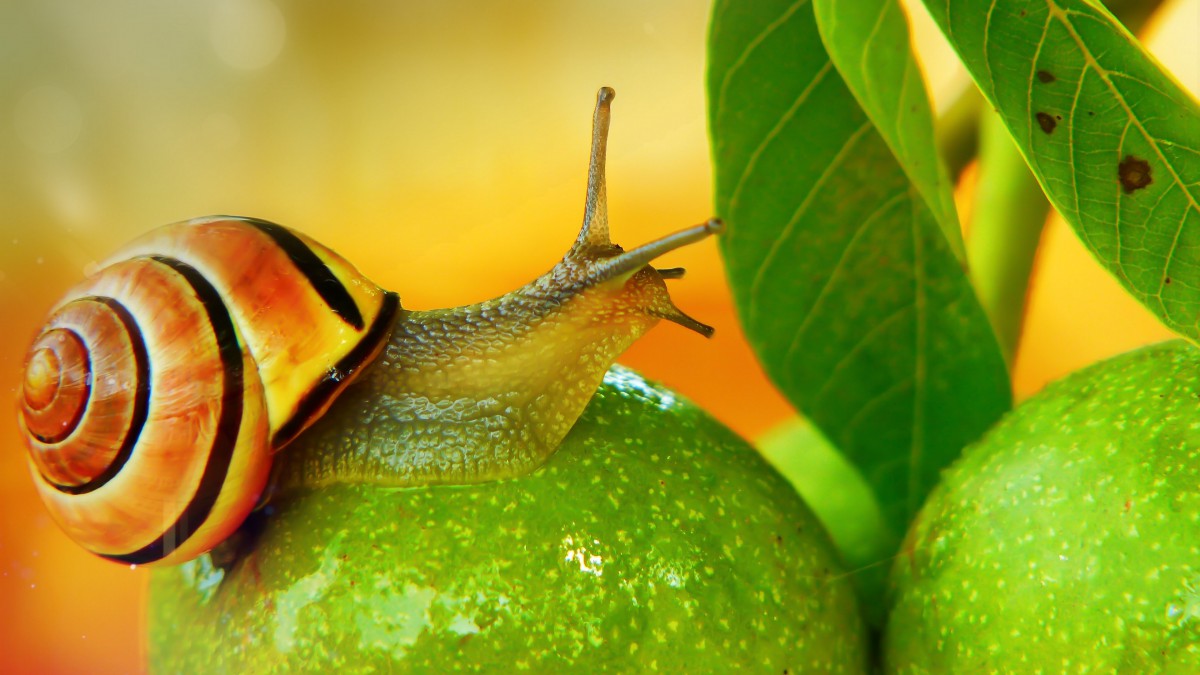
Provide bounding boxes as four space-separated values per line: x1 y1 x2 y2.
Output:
17 87 721 566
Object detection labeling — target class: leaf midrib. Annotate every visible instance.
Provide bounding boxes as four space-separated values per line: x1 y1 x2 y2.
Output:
1046 1 1200 301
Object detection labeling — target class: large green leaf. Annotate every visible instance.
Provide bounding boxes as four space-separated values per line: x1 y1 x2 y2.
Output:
708 0 1011 538
922 0 1200 340
811 0 963 261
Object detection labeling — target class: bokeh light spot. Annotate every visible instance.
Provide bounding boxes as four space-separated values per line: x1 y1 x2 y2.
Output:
210 0 286 71
13 85 82 154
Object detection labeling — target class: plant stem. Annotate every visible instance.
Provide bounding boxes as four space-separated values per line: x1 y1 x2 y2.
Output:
936 84 983 182
966 110 1050 364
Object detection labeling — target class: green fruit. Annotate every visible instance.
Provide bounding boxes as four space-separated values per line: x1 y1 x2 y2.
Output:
759 420 897 628
148 366 869 673
886 340 1200 672
759 420 893 582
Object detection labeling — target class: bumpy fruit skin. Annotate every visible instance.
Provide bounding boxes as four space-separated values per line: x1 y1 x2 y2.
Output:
886 340 1200 672
148 366 868 673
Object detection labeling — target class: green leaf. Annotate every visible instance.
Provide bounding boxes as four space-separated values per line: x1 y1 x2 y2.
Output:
758 417 894 626
922 0 1200 340
811 0 964 261
708 0 1011 539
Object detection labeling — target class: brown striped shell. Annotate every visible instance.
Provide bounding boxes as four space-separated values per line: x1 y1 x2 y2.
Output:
17 216 399 566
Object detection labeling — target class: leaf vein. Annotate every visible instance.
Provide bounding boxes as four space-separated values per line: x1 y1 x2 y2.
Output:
807 296 916 409
838 375 915 452
747 115 871 324
727 60 836 220
1046 0 1200 315
714 0 809 134
783 190 908 373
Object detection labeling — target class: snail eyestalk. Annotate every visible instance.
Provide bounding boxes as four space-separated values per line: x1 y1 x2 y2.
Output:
585 218 724 285
575 87 616 252
19 86 720 567
275 86 722 495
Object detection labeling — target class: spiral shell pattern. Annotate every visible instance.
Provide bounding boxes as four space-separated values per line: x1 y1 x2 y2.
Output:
18 217 399 565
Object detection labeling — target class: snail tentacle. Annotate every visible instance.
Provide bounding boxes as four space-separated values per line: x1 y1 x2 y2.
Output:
18 86 721 566
275 87 721 493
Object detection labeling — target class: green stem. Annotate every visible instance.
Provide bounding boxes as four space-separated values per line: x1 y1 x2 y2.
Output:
966 109 1050 364
757 419 899 629
936 84 983 182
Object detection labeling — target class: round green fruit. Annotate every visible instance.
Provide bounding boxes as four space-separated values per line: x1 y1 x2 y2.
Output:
886 340 1200 672
148 366 869 673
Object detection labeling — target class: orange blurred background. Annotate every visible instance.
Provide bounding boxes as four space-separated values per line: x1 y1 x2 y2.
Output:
0 1 1195 672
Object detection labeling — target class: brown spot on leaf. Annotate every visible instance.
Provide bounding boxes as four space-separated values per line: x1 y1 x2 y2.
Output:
1036 70 1056 83
1165 277 1172 285
1118 155 1152 193
1036 112 1057 134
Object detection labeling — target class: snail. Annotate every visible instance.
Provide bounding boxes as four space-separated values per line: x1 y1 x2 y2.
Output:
17 87 722 567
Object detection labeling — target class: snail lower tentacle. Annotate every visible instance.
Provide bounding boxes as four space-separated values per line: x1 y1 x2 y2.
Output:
273 217 720 493
272 90 721 494
17 86 720 565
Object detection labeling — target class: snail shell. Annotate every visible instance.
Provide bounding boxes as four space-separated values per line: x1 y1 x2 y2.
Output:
18 216 398 565
18 87 722 568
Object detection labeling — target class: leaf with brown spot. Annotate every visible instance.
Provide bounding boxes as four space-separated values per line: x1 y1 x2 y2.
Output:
708 0 1010 566
1036 112 1057 134
922 0 1200 340
1119 154 1153 193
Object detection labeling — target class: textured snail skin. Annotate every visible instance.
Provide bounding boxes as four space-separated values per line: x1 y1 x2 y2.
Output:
273 87 721 492
274 252 685 490
148 367 871 673
18 87 720 565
